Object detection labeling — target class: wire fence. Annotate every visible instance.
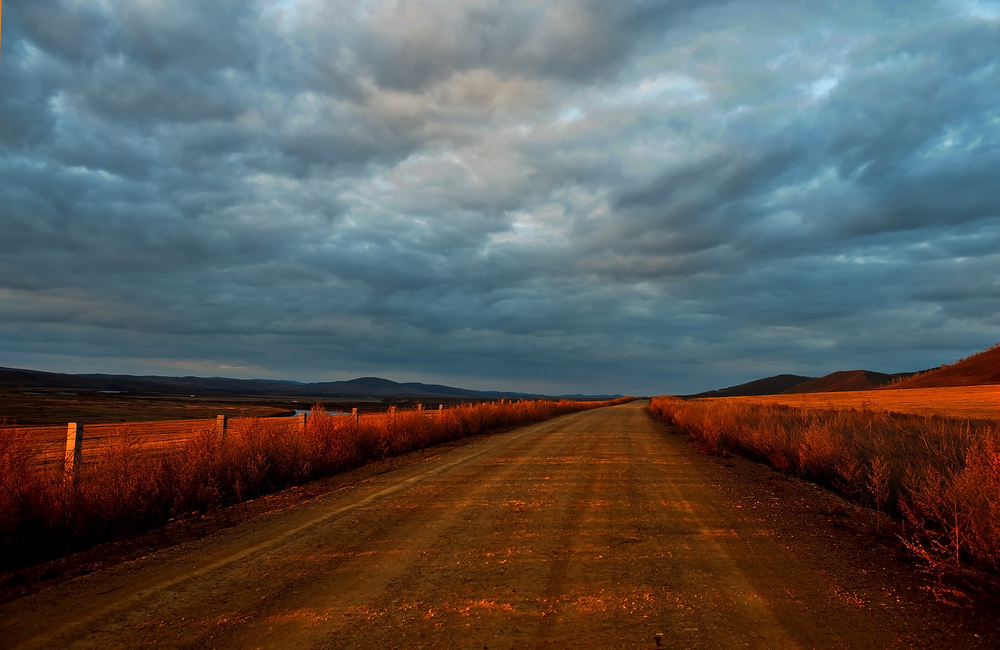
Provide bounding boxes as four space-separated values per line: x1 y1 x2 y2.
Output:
6 405 452 469
11 418 226 467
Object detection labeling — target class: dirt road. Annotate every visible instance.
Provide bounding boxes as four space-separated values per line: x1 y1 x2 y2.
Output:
2 401 996 648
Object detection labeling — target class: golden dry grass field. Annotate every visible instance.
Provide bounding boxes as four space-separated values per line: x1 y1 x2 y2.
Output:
709 385 1000 419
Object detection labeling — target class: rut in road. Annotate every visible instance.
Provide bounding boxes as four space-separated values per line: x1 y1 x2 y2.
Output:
1 402 991 648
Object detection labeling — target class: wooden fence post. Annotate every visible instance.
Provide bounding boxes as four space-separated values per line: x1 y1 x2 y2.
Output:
217 415 228 441
64 422 83 480
297 412 308 432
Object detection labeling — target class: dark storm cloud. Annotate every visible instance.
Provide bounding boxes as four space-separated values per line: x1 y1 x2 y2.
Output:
2 0 999 395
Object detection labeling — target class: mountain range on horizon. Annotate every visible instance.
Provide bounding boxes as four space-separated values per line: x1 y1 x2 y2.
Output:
686 344 1000 398
3 343 997 402
0 366 622 401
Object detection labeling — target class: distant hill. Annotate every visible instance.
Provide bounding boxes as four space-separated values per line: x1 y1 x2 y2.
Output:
784 370 905 393
0 367 615 401
686 343 1000 398
686 374 815 398
891 344 1000 389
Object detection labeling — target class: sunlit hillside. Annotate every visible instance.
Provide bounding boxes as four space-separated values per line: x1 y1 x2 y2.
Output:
891 344 1000 389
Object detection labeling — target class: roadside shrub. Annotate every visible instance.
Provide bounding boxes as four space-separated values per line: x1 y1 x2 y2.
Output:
648 396 1000 574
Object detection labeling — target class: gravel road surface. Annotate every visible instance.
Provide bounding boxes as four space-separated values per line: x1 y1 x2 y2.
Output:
2 401 997 648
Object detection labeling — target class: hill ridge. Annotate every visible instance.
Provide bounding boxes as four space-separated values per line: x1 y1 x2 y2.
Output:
890 344 1000 389
0 366 617 401
784 369 905 394
685 374 815 398
688 343 1000 397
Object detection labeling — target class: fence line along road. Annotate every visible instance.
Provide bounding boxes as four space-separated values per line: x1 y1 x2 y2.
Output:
6 404 451 469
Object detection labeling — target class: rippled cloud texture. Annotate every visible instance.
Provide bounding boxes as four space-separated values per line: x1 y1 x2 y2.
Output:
2 1 999 394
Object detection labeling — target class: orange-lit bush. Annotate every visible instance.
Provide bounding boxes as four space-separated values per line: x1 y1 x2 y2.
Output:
648 396 1000 574
0 398 631 569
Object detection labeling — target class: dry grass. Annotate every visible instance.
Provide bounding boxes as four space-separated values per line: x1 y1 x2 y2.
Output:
648 396 1000 581
0 398 631 570
719 385 1000 419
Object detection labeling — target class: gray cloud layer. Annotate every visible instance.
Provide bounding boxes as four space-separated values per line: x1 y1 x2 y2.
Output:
2 0 998 394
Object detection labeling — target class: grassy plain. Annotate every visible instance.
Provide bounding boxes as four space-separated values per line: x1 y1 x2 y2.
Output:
0 391 295 426
717 385 1000 419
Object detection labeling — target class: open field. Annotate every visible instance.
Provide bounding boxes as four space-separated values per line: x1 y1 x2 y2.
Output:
0 388 519 427
715 384 1000 419
0 391 298 426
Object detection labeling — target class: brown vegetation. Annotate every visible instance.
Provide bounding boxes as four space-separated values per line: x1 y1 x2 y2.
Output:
715 385 1000 419
648 396 1000 580
892 343 1000 389
0 398 631 570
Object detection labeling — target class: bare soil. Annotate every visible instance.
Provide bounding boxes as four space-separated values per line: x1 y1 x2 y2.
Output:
2 401 997 648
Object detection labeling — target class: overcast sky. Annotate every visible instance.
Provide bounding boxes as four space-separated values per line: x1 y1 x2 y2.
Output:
1 1 998 396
